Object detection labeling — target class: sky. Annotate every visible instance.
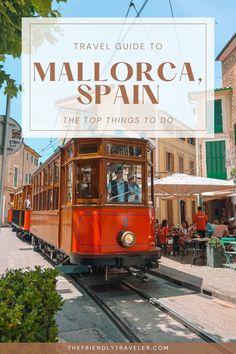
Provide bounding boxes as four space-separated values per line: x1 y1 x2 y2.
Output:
0 0 235 162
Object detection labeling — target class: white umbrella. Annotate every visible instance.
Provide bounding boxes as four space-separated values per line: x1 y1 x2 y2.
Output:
154 173 236 195
154 173 236 224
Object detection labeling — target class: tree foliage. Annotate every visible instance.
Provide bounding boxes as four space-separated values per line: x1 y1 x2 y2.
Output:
0 0 67 97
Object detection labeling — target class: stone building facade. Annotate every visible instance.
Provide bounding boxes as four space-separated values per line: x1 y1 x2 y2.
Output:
0 142 40 223
153 137 196 226
216 33 236 160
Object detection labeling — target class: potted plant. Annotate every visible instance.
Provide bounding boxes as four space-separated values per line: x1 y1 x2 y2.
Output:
206 237 223 267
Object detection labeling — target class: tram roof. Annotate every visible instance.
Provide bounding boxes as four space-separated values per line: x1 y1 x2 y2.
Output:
33 137 153 177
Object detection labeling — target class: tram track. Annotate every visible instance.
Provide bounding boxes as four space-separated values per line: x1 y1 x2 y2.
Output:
68 272 213 344
69 274 142 343
120 279 218 343
68 271 234 353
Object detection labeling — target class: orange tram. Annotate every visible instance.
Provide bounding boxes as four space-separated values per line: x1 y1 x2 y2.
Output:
10 185 32 238
11 138 161 273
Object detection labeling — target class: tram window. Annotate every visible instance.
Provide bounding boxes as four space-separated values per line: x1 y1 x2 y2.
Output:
48 189 53 210
67 164 73 204
41 171 44 190
76 164 98 200
106 143 142 157
19 195 23 209
39 192 43 210
49 164 53 185
43 191 47 210
79 143 97 154
54 160 60 184
44 168 48 186
53 187 59 209
35 195 38 211
147 148 152 162
147 164 154 206
67 147 73 158
107 162 143 203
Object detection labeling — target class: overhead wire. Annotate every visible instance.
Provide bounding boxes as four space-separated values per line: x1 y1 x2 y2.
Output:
168 0 174 18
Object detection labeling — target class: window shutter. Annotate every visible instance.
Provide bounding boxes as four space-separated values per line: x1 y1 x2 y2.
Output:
206 141 227 179
214 99 223 133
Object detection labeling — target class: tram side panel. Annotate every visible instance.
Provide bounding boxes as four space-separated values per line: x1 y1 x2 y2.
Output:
71 206 156 255
23 210 31 232
8 209 13 223
59 208 73 254
30 211 60 248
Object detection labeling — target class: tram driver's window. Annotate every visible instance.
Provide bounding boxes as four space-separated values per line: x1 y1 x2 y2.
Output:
107 163 143 203
76 164 98 200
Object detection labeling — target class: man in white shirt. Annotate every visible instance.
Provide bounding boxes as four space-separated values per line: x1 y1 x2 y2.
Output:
108 168 129 203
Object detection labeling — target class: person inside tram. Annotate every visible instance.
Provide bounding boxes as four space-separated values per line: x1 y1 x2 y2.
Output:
24 194 31 210
80 170 91 197
127 172 140 203
108 167 130 203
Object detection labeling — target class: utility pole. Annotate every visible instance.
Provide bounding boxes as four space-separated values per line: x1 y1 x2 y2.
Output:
0 95 11 230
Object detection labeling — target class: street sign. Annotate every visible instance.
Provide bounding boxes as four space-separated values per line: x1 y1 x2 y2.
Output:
0 115 22 155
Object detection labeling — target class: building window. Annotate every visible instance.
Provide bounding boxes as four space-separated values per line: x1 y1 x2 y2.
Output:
26 153 29 161
190 160 195 175
166 152 174 172
179 156 184 173
187 138 196 145
29 174 32 184
25 174 28 184
14 166 18 188
31 155 33 163
214 99 223 133
34 158 38 166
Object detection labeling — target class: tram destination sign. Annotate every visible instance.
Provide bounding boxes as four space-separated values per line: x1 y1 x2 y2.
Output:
0 116 22 155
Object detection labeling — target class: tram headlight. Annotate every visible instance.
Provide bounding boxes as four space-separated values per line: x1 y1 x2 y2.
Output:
118 231 135 248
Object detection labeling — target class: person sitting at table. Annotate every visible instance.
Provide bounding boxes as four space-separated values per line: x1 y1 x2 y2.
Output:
212 220 229 238
181 220 189 235
158 219 169 255
206 222 215 237
179 221 194 256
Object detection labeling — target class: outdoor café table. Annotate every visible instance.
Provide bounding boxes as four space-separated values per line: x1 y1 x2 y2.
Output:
191 238 210 266
180 236 193 262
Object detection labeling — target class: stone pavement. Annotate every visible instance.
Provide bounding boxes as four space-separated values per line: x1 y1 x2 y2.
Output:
152 254 236 305
0 227 127 342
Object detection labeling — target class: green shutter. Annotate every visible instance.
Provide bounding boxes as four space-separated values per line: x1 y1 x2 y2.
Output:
214 99 223 133
206 141 227 180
